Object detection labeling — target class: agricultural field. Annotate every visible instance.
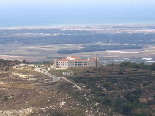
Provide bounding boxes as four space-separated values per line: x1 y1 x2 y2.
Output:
0 25 155 64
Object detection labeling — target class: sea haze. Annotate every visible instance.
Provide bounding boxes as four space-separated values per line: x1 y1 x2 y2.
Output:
0 3 155 28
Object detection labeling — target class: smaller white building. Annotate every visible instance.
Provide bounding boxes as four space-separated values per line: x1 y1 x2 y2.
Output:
53 56 99 69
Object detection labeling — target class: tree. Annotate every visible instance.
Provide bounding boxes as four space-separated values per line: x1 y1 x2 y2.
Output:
151 63 155 71
113 98 132 115
22 60 29 64
102 98 111 105
118 70 124 75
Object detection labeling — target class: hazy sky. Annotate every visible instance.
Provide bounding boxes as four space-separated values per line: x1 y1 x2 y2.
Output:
1 0 155 4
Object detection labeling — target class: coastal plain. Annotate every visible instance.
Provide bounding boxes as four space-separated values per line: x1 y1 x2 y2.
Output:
0 24 155 64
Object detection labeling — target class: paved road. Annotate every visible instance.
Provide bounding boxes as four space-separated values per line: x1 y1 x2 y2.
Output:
34 68 82 90
34 68 60 82
61 77 82 90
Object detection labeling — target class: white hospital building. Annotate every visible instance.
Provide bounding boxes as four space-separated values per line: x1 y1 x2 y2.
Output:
53 56 99 69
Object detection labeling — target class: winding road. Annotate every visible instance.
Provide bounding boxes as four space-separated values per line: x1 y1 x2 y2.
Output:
34 68 60 82
34 68 82 90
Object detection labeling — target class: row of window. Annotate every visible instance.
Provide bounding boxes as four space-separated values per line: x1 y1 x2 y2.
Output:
57 64 68 66
56 61 96 66
57 62 68 64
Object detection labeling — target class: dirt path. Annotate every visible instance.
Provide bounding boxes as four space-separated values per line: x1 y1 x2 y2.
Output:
61 77 82 90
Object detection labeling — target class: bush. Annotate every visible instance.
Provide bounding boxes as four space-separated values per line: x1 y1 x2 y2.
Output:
132 89 142 95
3 96 8 101
113 98 132 115
118 70 124 75
102 98 111 105
136 112 149 116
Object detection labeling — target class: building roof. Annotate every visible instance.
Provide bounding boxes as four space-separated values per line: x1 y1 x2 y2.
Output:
68 56 80 59
57 57 97 62
90 58 97 60
57 58 68 61
72 58 96 62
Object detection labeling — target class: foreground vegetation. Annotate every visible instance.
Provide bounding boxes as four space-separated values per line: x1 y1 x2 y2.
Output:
67 62 155 115
1 59 155 115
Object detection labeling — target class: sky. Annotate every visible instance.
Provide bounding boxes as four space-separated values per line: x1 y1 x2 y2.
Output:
1 0 155 10
1 0 155 4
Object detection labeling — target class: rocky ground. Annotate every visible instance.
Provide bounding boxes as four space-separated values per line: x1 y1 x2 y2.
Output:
0 66 101 116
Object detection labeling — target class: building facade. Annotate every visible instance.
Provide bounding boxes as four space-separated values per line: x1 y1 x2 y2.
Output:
53 56 99 69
